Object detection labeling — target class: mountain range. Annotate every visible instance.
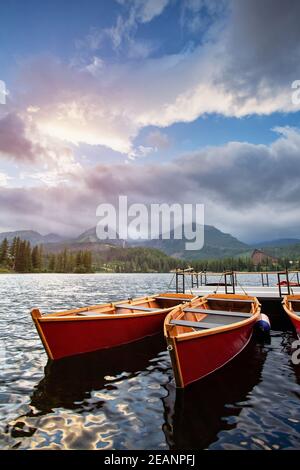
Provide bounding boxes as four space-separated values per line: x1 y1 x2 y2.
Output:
0 230 66 245
0 227 299 260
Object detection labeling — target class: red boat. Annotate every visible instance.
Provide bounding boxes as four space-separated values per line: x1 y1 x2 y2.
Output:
31 292 196 360
164 293 261 388
277 281 300 287
282 295 300 337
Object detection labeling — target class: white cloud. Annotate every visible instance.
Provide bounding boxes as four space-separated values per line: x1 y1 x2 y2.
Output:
79 0 168 59
0 172 10 187
4 0 300 167
127 144 153 161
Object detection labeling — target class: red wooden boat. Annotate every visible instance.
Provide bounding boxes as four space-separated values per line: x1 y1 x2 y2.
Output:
164 293 261 388
282 295 300 337
31 292 196 360
277 281 300 287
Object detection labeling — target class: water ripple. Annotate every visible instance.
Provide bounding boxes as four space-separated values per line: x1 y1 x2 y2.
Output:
0 273 299 449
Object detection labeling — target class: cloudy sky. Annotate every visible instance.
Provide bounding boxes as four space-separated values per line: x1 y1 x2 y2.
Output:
1 0 300 243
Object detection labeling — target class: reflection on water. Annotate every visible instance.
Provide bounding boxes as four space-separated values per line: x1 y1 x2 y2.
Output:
163 340 267 449
31 335 167 413
0 273 300 449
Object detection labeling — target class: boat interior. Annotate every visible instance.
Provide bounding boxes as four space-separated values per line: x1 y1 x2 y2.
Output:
42 293 195 318
167 296 258 335
288 297 300 315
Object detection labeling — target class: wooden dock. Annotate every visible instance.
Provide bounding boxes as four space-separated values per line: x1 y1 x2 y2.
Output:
173 269 300 327
191 285 300 300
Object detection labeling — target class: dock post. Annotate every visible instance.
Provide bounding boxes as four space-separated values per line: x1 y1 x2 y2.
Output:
277 272 282 298
182 272 185 294
232 271 236 294
175 269 179 293
286 268 290 295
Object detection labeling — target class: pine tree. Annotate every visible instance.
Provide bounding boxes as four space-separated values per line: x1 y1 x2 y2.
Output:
26 241 32 271
15 240 26 272
0 238 9 265
62 248 68 272
10 237 20 270
82 251 92 272
48 254 56 272
56 253 63 272
32 246 40 270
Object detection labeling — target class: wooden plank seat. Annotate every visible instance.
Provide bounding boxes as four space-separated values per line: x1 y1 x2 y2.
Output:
77 312 114 316
115 304 158 312
154 296 191 301
170 319 224 330
183 307 252 318
206 297 253 303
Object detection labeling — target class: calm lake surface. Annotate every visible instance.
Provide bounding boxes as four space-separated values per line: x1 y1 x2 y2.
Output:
0 273 299 450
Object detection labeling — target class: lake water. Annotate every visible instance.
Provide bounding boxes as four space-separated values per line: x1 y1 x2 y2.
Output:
0 273 299 450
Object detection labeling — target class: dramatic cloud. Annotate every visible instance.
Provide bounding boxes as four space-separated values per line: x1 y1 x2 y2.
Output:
1 127 300 241
6 0 299 163
0 110 81 185
0 113 40 163
2 0 300 241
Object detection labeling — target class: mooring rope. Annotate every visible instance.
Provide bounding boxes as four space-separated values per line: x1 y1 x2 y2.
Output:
213 272 225 294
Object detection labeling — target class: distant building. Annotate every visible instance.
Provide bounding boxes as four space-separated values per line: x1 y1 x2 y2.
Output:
251 249 278 266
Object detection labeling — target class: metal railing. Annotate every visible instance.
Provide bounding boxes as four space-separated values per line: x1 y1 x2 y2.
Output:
174 268 300 297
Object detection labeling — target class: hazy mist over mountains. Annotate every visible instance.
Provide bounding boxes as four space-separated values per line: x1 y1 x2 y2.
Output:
1 226 299 260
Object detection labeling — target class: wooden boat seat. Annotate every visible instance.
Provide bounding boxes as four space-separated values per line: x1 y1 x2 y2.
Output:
183 307 252 318
115 304 158 312
206 297 253 303
170 319 225 329
77 312 113 316
155 296 190 301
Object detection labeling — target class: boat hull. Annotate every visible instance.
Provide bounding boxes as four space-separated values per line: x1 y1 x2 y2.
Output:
35 312 168 360
282 296 300 338
287 315 300 337
169 322 254 388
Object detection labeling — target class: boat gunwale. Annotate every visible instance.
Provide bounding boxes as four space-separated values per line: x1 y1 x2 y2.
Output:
164 293 261 388
31 293 197 322
282 295 300 322
164 294 261 343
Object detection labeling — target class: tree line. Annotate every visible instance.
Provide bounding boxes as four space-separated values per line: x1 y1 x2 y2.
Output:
0 237 298 274
0 237 93 273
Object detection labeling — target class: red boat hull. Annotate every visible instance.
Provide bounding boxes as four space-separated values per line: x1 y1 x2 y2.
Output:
173 323 254 387
38 313 168 360
290 316 300 337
